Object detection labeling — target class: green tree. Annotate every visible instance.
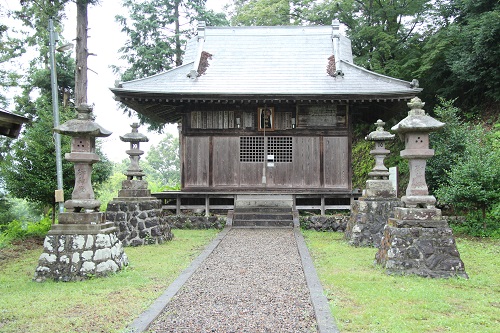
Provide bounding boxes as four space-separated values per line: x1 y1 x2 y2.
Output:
435 142 500 235
303 0 432 79
231 0 294 25
416 0 500 109
0 99 112 213
116 0 228 81
427 98 483 194
145 133 180 188
115 0 228 130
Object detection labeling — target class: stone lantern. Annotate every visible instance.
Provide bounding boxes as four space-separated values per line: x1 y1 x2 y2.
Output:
376 97 468 278
117 123 150 198
345 119 401 247
58 104 111 213
121 122 148 180
391 97 444 208
364 119 396 198
34 104 128 282
105 123 173 246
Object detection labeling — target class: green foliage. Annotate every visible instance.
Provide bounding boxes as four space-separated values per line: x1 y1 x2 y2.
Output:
231 0 293 25
435 139 500 236
145 133 181 188
95 168 127 211
427 98 483 194
417 0 500 108
302 0 431 79
351 139 373 190
0 196 43 228
0 216 51 248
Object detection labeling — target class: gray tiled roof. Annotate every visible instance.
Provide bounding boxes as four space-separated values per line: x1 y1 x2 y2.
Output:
112 24 421 99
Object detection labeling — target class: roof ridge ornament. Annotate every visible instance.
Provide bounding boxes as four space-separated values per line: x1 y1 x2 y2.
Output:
331 19 343 77
188 21 207 79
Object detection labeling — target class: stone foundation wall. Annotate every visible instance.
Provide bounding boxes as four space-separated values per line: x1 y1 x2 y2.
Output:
164 214 347 231
165 215 226 229
345 198 402 247
106 199 173 246
34 232 128 282
299 215 349 232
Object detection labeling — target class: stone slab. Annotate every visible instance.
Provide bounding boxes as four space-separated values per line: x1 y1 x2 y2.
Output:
49 223 116 235
58 212 105 224
388 218 448 228
394 207 441 220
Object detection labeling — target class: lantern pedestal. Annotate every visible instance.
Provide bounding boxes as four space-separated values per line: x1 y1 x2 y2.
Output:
34 217 128 282
376 207 468 278
345 197 402 247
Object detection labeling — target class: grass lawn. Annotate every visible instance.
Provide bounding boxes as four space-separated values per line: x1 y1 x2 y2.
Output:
303 231 500 333
1 228 498 333
0 229 219 333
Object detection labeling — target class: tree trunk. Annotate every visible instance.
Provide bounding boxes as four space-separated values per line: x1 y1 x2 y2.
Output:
482 206 487 231
75 0 88 106
174 0 182 67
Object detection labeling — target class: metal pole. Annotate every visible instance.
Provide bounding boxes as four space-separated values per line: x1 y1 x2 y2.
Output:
262 108 267 184
49 19 65 213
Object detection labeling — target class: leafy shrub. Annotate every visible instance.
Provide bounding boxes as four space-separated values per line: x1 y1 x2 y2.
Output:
0 216 52 248
436 139 500 237
351 139 374 190
427 98 483 194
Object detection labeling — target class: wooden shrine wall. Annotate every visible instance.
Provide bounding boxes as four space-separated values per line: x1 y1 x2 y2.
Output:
181 104 351 191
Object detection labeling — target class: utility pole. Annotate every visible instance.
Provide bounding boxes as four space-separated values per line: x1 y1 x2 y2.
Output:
48 18 65 214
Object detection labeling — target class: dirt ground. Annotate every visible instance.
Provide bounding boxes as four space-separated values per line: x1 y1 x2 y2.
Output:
0 237 43 267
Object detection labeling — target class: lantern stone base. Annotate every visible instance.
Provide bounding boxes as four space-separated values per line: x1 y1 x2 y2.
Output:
34 213 128 282
345 197 401 247
375 207 468 278
106 197 173 247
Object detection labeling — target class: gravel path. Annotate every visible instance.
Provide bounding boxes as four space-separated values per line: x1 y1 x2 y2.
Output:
147 228 318 333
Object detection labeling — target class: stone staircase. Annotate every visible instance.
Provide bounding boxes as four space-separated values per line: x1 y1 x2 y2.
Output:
229 194 297 227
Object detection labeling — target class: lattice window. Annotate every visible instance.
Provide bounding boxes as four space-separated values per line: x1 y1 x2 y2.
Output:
268 137 293 162
240 137 292 163
240 137 264 162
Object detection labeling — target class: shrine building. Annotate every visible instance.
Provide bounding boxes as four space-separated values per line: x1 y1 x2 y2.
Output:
110 21 421 214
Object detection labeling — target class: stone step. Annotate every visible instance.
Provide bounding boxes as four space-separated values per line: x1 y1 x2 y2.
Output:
235 194 293 208
233 213 294 221
232 219 293 227
234 207 292 214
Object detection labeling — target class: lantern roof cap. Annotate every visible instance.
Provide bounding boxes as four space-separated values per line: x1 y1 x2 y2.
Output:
391 97 445 134
366 119 394 141
119 123 149 143
54 104 112 137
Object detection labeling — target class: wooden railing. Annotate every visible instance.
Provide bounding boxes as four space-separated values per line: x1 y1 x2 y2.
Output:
152 191 360 216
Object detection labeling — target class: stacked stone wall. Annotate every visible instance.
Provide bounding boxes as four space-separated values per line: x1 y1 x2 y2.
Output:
106 199 173 246
34 232 128 282
165 215 226 229
299 215 349 232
